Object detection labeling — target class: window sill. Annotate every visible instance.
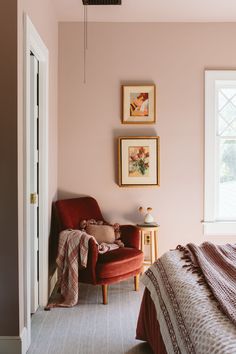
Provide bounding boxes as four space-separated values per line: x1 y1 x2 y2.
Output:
203 221 236 235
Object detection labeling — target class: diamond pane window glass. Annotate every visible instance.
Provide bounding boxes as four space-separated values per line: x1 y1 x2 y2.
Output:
218 88 236 137
217 86 236 219
205 71 236 235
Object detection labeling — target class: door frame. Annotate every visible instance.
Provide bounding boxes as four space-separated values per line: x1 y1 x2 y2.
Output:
30 53 39 314
24 14 49 348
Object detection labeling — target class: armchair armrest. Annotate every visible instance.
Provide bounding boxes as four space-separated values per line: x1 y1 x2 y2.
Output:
120 225 140 249
79 237 99 284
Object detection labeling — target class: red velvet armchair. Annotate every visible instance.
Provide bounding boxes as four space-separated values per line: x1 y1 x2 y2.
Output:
51 196 144 304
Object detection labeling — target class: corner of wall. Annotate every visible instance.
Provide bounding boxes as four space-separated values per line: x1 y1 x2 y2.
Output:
0 327 28 354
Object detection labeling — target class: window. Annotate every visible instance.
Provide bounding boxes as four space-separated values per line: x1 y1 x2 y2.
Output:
204 71 236 235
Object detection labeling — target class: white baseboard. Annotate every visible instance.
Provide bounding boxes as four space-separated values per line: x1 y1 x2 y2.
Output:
21 327 28 354
0 327 28 354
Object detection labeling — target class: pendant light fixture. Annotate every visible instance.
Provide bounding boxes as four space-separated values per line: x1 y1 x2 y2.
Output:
82 0 122 83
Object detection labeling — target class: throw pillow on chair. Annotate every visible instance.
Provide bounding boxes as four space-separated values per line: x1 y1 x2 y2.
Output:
50 196 144 305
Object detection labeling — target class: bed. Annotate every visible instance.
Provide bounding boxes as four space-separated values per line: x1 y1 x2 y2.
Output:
136 245 236 354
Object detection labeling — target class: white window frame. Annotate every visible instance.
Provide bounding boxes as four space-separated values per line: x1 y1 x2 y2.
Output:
204 70 236 235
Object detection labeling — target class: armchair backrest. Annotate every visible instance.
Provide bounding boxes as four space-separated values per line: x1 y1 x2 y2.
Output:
55 196 104 230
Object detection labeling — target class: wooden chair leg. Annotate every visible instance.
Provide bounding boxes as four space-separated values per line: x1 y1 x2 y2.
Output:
134 274 139 291
140 265 144 275
102 284 108 305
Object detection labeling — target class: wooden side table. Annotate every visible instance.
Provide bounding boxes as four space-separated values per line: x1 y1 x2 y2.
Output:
137 224 159 266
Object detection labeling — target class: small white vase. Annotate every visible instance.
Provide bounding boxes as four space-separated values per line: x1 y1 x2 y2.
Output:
144 212 154 224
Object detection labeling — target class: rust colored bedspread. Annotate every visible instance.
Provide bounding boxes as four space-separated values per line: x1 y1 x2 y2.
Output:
136 288 167 354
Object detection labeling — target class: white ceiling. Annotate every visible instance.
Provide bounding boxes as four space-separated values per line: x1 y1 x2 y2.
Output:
54 0 236 22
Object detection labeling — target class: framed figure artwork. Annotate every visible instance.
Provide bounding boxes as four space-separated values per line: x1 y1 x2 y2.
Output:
118 136 160 187
122 85 156 124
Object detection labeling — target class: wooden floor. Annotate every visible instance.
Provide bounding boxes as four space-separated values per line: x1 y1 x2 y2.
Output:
28 279 153 354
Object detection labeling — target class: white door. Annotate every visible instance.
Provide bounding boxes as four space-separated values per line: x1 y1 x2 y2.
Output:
30 53 39 314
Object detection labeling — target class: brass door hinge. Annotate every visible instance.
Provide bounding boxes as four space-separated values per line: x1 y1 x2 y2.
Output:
30 193 38 205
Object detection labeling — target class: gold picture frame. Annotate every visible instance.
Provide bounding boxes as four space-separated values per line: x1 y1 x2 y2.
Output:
118 136 160 187
122 84 156 124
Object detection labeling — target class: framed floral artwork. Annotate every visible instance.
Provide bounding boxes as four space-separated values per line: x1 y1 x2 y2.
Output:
118 137 160 187
122 84 156 124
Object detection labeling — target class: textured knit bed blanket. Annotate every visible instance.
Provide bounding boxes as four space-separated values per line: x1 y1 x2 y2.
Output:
142 244 236 354
178 242 236 325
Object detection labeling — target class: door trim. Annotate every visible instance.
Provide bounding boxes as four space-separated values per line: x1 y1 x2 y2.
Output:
24 14 49 349
30 54 39 314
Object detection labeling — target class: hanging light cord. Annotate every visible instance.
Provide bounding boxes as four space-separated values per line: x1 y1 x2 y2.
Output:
83 5 88 84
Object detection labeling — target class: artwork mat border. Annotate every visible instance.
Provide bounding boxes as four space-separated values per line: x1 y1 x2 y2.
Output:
118 136 160 187
122 84 156 124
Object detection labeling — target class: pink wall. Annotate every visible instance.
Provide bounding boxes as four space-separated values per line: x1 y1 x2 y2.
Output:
58 22 236 257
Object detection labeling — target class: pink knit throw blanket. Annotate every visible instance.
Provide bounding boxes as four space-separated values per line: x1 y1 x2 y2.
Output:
56 229 93 307
46 229 120 309
177 242 236 325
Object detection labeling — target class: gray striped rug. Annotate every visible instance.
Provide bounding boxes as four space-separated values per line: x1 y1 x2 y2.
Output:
28 279 152 354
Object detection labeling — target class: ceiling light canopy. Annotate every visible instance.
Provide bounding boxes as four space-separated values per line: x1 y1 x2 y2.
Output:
82 0 121 5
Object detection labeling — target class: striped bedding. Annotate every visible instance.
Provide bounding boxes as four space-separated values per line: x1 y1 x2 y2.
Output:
140 248 236 354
